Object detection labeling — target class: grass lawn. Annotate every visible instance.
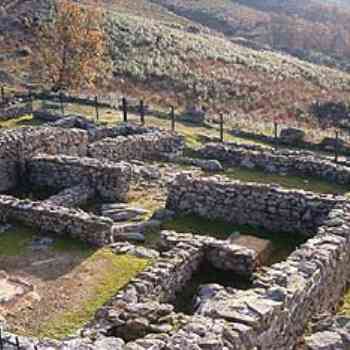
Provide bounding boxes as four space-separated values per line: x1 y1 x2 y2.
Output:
222 167 350 195
0 224 94 257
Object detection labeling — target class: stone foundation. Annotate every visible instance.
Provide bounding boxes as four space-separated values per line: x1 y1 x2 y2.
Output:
88 131 184 162
0 195 114 246
42 184 95 208
198 142 350 185
27 154 132 202
0 104 32 122
0 127 89 192
166 173 342 235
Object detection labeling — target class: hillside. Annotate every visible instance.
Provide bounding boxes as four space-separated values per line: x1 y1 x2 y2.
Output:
148 0 350 72
3 0 350 133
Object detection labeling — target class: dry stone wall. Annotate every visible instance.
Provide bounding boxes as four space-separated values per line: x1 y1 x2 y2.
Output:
0 124 174 193
27 154 132 202
166 173 342 235
0 104 32 121
42 184 95 208
93 202 350 350
88 132 184 162
0 127 89 192
0 195 114 246
198 142 350 185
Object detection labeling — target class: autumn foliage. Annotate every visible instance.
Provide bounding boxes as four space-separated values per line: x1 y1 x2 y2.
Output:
32 0 111 91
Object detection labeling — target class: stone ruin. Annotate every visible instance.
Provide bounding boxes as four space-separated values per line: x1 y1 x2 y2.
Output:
197 141 350 184
1 122 350 349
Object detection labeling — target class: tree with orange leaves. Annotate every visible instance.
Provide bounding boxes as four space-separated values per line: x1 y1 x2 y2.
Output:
32 0 111 91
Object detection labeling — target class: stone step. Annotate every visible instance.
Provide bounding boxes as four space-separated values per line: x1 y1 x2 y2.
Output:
111 220 161 234
102 211 143 222
101 203 130 211
101 207 149 216
114 232 145 242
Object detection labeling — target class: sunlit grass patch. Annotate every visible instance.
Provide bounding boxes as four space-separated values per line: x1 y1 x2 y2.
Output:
222 167 350 195
35 250 149 339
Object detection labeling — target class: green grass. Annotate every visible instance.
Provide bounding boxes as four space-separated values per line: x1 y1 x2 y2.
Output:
52 236 95 255
0 115 43 129
162 214 306 265
0 225 35 256
36 250 149 339
0 223 94 256
223 167 350 195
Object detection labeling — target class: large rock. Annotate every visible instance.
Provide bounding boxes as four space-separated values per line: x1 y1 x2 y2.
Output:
320 137 346 151
305 331 344 349
280 128 305 145
228 234 273 265
181 106 206 124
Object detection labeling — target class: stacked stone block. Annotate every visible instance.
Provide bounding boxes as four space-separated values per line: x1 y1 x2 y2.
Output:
88 132 184 162
198 142 350 185
166 173 342 235
27 154 132 202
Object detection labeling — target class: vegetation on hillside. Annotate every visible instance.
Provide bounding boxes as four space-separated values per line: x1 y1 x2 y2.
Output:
149 0 350 72
30 0 111 91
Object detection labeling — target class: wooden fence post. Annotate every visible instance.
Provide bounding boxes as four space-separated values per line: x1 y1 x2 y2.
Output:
170 106 175 131
0 328 3 350
335 131 339 163
95 96 99 122
59 92 65 116
220 113 224 142
140 99 145 125
122 97 128 122
274 122 278 146
1 86 5 105
28 89 34 114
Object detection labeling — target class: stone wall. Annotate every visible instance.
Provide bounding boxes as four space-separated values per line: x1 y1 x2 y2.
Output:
166 173 342 235
90 203 350 350
198 142 350 185
27 154 132 202
0 126 88 161
0 160 17 192
0 104 32 121
42 184 95 208
88 131 184 162
0 195 114 246
0 127 89 192
305 315 350 349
